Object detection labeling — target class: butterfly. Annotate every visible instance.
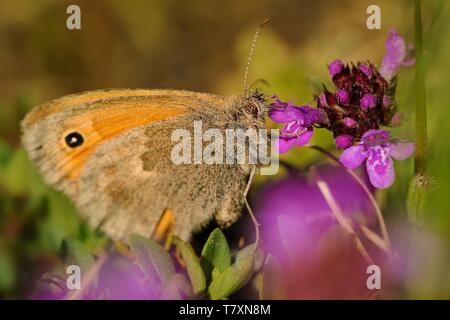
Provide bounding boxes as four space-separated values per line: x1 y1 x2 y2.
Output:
21 88 269 241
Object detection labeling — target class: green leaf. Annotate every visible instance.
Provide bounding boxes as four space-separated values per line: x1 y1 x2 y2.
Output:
129 234 175 286
200 228 231 283
208 254 255 300
259 254 287 300
174 237 206 296
235 244 255 261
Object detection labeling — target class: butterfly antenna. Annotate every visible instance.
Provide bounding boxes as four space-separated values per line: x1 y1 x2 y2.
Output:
243 18 270 95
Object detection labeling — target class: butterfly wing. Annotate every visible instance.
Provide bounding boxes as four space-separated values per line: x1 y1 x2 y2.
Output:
22 89 249 241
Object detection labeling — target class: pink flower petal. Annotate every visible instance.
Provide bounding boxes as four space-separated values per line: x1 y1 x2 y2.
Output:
268 108 290 123
293 128 314 146
277 137 296 153
284 106 306 123
366 146 395 189
339 145 368 169
269 105 310 124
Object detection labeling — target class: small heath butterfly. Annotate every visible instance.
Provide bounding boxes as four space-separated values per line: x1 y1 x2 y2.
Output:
21 88 269 241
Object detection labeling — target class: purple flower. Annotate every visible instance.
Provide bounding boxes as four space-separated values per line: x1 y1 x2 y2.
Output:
316 30 413 142
335 134 353 149
257 165 375 262
270 95 323 153
379 29 415 82
316 61 390 138
255 165 379 298
336 89 350 106
328 59 343 76
358 63 373 79
342 117 357 128
340 129 414 188
31 254 159 300
360 94 377 111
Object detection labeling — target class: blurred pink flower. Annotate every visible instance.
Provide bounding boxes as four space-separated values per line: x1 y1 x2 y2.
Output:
255 165 383 298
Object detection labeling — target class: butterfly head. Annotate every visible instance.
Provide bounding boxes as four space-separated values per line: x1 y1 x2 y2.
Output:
238 89 269 126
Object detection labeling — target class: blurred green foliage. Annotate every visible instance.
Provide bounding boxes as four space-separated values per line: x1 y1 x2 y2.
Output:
0 0 450 299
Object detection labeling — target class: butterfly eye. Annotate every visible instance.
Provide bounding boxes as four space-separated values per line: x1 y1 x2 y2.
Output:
243 102 260 118
65 132 84 148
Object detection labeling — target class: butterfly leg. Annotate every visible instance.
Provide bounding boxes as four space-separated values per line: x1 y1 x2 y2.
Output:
115 240 135 258
152 210 185 266
152 208 174 243
243 166 260 249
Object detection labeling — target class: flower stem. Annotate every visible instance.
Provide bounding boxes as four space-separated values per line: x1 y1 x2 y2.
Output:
414 0 427 174
407 0 430 222
316 179 374 265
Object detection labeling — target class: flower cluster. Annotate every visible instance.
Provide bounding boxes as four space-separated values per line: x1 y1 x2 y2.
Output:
317 60 395 149
269 29 415 189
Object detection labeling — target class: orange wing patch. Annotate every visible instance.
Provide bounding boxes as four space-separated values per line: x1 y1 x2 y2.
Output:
58 101 188 180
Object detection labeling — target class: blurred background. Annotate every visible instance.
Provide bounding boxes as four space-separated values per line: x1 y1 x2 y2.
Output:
0 0 449 299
